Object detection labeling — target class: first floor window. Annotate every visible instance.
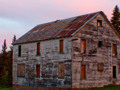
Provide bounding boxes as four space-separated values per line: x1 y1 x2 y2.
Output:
36 65 40 77
98 63 103 72
58 63 65 78
17 64 25 77
81 65 86 79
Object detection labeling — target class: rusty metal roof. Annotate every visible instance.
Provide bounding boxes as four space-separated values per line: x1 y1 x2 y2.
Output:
13 11 101 45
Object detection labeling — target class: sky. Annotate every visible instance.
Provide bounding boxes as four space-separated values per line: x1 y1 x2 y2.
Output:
0 0 120 52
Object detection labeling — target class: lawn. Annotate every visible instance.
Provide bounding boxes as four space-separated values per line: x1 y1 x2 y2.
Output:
0 87 12 90
82 85 120 90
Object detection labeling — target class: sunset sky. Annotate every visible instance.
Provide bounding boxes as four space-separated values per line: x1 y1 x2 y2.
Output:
0 0 120 51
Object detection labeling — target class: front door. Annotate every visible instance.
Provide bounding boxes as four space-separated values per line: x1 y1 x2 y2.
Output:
113 66 116 79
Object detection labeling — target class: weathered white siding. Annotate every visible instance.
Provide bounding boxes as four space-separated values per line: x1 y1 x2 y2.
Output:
72 13 120 88
13 37 72 87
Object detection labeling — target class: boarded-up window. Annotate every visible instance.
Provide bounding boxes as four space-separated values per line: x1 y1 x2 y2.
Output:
37 43 40 55
81 40 86 54
112 44 117 56
97 20 102 27
58 63 65 78
17 64 25 77
98 63 103 72
36 65 40 77
18 45 21 57
59 40 64 53
81 65 86 79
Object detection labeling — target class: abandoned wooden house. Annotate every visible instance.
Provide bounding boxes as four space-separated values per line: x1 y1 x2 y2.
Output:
13 11 120 89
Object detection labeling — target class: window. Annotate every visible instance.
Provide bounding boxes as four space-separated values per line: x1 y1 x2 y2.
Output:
37 43 40 55
119 64 120 74
81 40 86 54
81 65 86 79
98 63 103 72
59 40 64 53
58 63 65 78
112 44 117 56
98 41 103 47
36 65 40 78
18 45 21 57
17 64 25 77
97 20 102 27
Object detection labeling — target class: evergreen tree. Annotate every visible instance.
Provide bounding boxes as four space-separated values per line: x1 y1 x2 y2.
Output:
2 39 7 54
111 5 120 32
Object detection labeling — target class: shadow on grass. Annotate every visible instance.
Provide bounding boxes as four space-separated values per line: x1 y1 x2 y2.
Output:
82 85 120 90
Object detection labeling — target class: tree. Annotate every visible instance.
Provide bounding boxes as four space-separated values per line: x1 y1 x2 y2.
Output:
111 5 120 33
2 39 7 72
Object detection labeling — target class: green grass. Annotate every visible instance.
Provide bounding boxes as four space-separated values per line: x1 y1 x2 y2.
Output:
82 85 120 90
0 87 12 90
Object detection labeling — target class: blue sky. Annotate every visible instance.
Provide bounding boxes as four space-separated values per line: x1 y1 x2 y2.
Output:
0 0 119 51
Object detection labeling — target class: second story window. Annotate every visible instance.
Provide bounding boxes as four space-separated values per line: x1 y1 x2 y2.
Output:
81 40 86 54
112 44 117 56
37 43 40 55
18 45 21 57
98 63 103 72
97 20 102 27
98 41 103 47
59 40 64 53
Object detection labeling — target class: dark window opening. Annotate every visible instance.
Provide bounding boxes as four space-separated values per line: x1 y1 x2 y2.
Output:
113 66 116 78
18 45 21 57
97 20 102 27
59 40 64 53
98 41 103 47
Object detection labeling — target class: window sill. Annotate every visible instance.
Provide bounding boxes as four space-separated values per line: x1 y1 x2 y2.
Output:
59 53 64 54
17 76 25 78
36 54 41 56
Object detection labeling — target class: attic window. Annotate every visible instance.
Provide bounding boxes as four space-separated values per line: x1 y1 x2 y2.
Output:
97 20 102 27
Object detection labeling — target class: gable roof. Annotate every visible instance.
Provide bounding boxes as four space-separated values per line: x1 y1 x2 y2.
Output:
13 11 116 45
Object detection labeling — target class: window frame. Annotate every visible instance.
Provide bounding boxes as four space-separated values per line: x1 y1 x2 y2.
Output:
98 63 104 73
36 64 40 78
81 65 86 79
59 39 64 54
81 39 86 54
17 64 25 77
58 62 65 78
18 45 21 57
98 41 103 48
112 44 117 57
37 42 40 56
97 20 102 27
